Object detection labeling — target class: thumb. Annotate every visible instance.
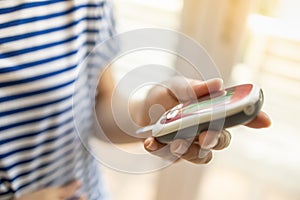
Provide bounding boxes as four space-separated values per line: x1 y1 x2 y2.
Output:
188 78 224 100
167 77 223 102
59 180 81 199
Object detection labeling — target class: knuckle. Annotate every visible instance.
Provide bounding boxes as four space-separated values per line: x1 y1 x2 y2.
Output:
213 130 231 150
189 151 213 164
204 152 213 164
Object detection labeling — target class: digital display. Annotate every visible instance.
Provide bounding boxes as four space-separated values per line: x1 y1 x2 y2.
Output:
161 84 253 124
181 90 234 115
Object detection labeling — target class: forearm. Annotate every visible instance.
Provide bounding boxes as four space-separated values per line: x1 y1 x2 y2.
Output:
95 68 141 143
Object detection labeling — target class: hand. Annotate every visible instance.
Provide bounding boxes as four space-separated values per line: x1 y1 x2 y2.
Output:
15 180 86 200
142 77 271 164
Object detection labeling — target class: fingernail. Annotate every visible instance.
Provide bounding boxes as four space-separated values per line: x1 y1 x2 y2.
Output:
146 139 157 151
217 78 224 85
209 78 223 84
208 78 224 88
262 112 272 127
202 132 219 149
198 149 211 158
171 140 189 156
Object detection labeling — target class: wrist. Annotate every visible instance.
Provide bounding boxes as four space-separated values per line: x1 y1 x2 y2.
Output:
129 97 150 127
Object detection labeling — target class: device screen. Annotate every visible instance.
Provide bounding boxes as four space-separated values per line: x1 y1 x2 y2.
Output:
161 84 253 124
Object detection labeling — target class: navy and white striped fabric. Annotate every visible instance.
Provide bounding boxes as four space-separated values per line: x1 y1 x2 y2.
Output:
0 1 116 199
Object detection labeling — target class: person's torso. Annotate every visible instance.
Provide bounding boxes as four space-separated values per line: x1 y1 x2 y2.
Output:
0 1 115 199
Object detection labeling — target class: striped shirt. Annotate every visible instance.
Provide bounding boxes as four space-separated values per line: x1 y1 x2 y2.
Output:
0 0 116 199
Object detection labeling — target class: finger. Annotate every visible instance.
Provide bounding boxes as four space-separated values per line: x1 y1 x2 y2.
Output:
78 195 87 200
198 130 220 149
191 150 213 164
144 78 224 124
59 180 81 199
146 85 178 116
189 78 224 99
170 139 190 156
144 137 181 161
213 130 231 150
245 111 271 128
144 137 166 152
170 139 213 164
198 130 231 150
167 77 223 102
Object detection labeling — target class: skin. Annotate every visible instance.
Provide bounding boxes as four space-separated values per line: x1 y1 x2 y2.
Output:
15 181 86 200
15 70 271 199
140 77 271 164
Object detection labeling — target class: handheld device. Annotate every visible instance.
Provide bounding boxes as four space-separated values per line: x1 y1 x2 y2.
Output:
136 84 264 144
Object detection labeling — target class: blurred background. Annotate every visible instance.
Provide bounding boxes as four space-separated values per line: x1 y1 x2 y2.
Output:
93 0 300 199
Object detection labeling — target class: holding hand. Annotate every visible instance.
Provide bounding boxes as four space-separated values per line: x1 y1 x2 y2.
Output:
141 78 271 164
15 180 85 200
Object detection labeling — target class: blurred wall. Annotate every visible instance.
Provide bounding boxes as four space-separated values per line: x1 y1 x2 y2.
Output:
177 0 254 83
